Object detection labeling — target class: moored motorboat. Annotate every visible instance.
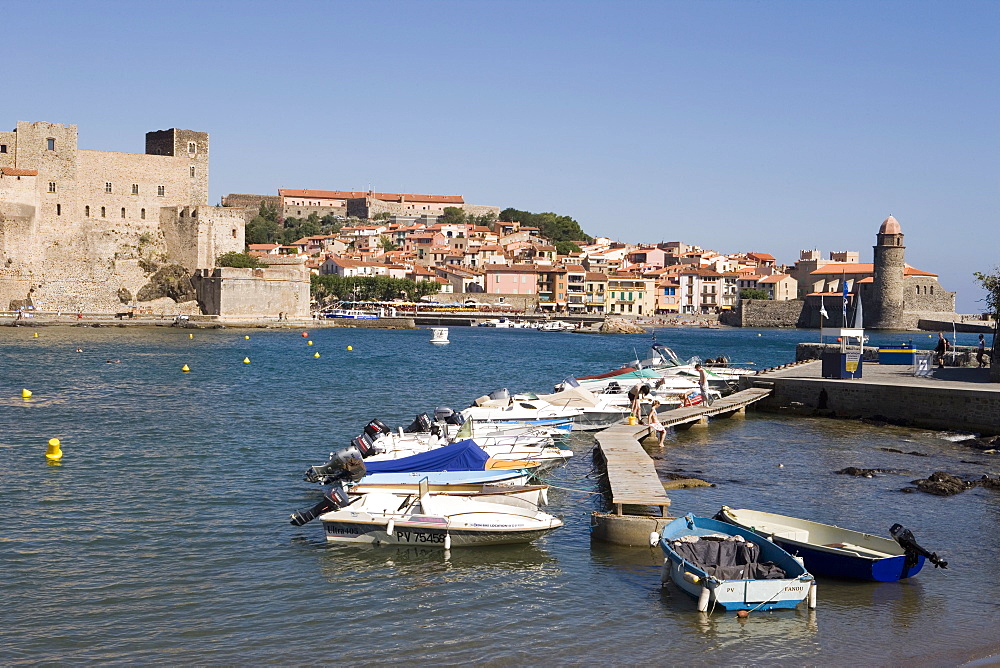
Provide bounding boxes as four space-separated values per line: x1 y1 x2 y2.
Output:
715 506 948 582
462 389 578 429
318 484 563 547
430 327 450 344
655 514 816 612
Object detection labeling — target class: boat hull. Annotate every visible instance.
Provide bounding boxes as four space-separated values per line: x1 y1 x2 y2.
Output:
659 515 814 612
717 506 925 582
322 520 558 547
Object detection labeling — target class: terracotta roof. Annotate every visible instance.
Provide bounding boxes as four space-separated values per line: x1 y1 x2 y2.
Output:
0 167 38 176
483 264 538 273
758 274 791 284
809 263 874 275
585 272 608 281
747 252 776 262
279 189 463 204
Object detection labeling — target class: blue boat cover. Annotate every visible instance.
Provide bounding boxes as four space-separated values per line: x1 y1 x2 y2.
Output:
364 439 490 473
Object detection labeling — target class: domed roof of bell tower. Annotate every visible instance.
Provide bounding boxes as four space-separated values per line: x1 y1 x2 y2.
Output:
879 215 902 235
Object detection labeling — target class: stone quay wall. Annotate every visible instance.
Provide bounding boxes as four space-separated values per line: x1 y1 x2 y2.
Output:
752 373 1000 435
720 299 806 328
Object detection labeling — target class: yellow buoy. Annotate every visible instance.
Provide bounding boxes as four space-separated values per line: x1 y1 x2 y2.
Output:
244 335 250 340
189 333 193 339
46 438 62 461
758 333 762 337
33 332 39 338
243 357 250 364
21 388 32 398
181 364 190 372
314 352 320 358
307 340 313 345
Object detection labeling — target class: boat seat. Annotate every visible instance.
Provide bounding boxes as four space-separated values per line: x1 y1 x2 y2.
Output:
823 542 893 558
772 529 809 543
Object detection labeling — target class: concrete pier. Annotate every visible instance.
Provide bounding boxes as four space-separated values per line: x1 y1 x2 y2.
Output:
748 360 1000 435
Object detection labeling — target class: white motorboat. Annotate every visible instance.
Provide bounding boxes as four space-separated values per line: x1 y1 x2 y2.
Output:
537 320 576 332
430 327 450 344
530 386 631 430
319 482 563 547
362 418 572 472
629 343 755 392
462 389 578 429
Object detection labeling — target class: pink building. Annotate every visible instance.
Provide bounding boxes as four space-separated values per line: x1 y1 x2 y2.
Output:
483 264 539 295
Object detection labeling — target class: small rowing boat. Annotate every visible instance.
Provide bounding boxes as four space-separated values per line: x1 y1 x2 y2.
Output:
715 506 947 582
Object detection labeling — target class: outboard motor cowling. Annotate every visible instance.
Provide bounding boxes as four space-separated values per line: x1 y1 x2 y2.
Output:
290 482 352 526
303 433 380 485
402 413 433 434
364 419 391 441
890 524 948 569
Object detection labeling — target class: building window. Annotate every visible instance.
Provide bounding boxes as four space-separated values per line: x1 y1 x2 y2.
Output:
140 208 146 220
157 185 165 196
48 182 56 193
930 285 934 295
188 142 196 153
56 204 61 216
190 166 195 178
85 205 90 217
0 144 6 153
47 138 55 151
101 207 106 218
105 182 112 193
131 184 139 195
121 207 126 218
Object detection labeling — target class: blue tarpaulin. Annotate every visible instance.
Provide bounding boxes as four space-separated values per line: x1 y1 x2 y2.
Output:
364 439 490 473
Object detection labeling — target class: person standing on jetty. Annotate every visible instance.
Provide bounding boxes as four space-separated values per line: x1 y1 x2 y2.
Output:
628 383 651 419
977 334 988 368
935 332 950 369
695 363 714 405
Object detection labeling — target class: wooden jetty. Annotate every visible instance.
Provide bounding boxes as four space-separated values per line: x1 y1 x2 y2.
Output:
591 387 773 546
659 387 772 430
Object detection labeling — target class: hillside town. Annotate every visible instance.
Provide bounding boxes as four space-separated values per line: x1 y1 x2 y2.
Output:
223 188 955 327
0 121 959 329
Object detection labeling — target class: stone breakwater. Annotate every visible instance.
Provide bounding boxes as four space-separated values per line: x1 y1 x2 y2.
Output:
745 360 1000 436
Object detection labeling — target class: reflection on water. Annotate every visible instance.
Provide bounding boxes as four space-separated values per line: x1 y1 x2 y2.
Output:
1 326 998 665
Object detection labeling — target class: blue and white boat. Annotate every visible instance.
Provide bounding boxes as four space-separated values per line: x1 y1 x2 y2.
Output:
656 514 816 612
462 389 577 430
715 506 947 582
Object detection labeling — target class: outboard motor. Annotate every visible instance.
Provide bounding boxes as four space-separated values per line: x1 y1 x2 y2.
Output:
302 433 381 485
289 482 352 526
363 419 391 441
890 524 948 570
487 388 510 402
434 406 456 423
402 413 433 433
606 381 622 394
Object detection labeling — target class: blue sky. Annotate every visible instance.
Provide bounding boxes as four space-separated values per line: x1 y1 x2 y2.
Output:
6 0 997 311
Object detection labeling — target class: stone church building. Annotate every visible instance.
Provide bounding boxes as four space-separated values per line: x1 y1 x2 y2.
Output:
801 215 956 329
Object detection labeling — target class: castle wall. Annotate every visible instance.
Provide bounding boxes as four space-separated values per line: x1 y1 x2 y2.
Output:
0 121 242 312
719 299 807 327
192 257 310 318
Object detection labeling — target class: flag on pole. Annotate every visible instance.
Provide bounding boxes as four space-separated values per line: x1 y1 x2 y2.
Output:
852 290 863 329
842 280 849 323
819 297 829 320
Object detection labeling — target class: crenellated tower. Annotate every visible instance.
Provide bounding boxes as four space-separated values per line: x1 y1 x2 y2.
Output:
870 215 906 329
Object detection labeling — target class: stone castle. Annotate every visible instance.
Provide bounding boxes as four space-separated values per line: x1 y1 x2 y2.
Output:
0 121 246 313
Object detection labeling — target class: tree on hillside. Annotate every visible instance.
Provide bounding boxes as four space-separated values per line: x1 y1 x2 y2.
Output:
555 240 582 255
379 235 397 252
498 208 592 244
739 288 771 300
440 207 467 226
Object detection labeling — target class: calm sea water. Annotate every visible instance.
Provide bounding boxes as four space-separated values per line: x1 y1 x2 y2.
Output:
1 325 996 665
